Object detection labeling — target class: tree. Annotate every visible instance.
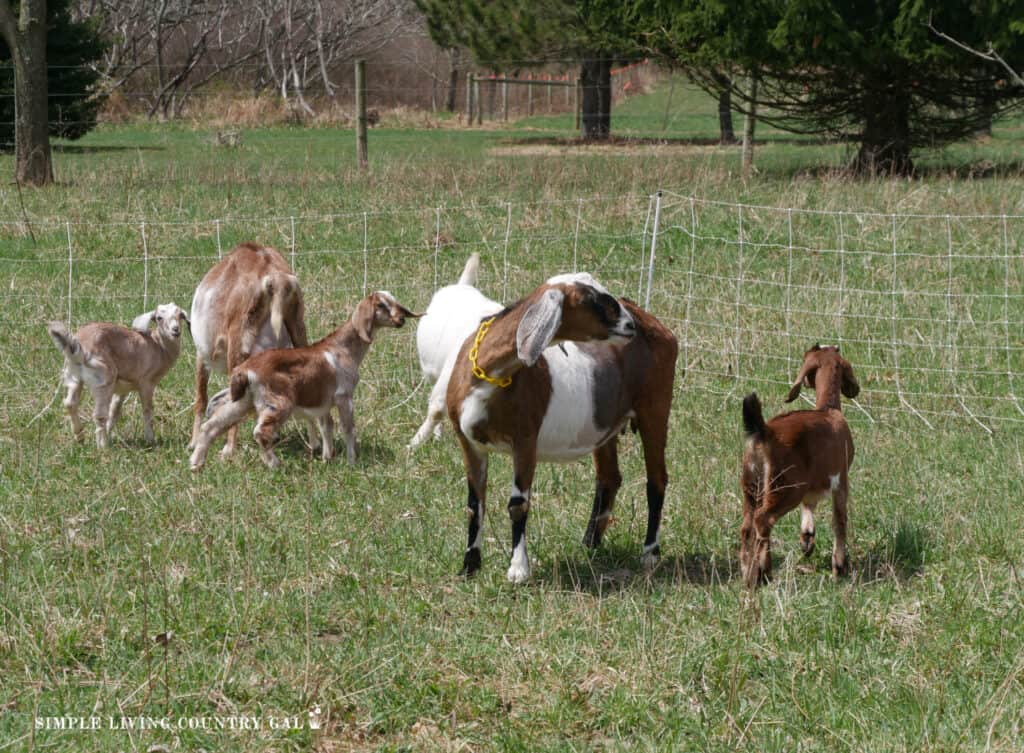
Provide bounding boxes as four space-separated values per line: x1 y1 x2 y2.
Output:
416 0 641 139
639 0 1024 174
0 0 52 185
0 0 106 147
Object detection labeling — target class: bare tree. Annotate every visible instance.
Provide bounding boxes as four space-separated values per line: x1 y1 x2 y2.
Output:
0 0 52 185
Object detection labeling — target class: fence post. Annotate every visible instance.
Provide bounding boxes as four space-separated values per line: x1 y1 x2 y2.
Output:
474 76 482 125
355 59 368 170
644 191 662 310
502 77 509 121
574 75 582 133
741 72 758 178
466 73 474 124
527 73 534 116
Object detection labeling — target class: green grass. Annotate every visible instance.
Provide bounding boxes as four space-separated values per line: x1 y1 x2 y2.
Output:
1 79 1023 752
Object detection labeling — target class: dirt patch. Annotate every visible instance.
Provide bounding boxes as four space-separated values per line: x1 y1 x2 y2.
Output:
489 136 732 157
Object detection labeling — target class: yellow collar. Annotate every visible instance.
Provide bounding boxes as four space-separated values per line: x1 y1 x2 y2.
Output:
468 317 512 388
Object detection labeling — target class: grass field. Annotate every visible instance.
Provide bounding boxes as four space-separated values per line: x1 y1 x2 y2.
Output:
1 79 1023 752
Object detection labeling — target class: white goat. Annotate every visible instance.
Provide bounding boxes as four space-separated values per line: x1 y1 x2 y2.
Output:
48 303 189 447
408 253 502 448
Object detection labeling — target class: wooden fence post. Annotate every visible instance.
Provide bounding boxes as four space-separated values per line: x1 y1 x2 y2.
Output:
355 59 368 170
466 73 474 124
474 76 482 125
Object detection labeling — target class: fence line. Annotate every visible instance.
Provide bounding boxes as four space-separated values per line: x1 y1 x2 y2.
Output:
4 192 1022 431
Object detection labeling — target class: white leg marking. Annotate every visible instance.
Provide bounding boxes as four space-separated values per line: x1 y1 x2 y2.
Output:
641 538 660 569
829 473 841 491
507 537 530 584
800 503 816 535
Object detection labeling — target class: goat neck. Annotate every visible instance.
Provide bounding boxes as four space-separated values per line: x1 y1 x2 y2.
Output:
812 360 846 411
320 320 373 368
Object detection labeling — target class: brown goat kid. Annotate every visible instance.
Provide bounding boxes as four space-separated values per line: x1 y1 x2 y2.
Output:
739 345 860 587
189 242 308 455
446 273 677 584
189 291 418 471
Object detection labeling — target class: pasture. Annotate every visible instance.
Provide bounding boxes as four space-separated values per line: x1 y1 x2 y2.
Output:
1 81 1022 752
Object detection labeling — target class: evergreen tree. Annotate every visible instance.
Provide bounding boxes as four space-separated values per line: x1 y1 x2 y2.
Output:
0 0 107 149
639 0 1024 174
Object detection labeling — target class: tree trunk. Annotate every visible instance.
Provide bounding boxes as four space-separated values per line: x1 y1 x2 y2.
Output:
0 0 53 186
580 56 611 140
445 48 460 112
852 90 913 175
712 71 736 144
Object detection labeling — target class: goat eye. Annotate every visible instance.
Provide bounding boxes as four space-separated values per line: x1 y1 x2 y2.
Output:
156 316 163 322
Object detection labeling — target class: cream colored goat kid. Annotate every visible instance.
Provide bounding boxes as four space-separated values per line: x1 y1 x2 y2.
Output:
48 303 189 447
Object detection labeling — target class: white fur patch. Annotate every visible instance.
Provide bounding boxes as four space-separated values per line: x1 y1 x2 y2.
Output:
536 343 617 462
324 351 339 370
830 473 841 491
507 539 530 583
511 483 530 501
460 384 511 452
545 272 610 295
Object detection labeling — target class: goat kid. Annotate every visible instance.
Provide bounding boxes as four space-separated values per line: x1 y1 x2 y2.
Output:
190 291 418 471
48 303 189 447
447 273 678 584
739 344 860 587
408 253 503 448
189 242 309 455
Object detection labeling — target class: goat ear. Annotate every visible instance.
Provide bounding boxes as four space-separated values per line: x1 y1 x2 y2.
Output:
353 298 375 343
131 310 156 333
399 304 422 319
841 362 860 399
785 363 814 403
517 288 563 366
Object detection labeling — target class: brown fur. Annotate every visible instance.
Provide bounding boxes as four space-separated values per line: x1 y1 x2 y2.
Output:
445 279 677 581
190 292 418 471
189 242 308 452
739 345 859 587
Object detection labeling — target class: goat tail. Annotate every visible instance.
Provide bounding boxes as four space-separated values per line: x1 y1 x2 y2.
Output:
229 371 250 403
457 253 481 286
264 271 300 343
47 321 84 364
742 392 766 437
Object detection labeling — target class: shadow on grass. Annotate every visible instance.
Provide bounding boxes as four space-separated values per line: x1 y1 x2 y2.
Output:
540 542 739 594
52 144 165 154
272 431 396 466
856 519 930 584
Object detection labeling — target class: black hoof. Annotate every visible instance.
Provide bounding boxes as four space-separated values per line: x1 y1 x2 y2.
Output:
832 559 850 578
582 523 602 549
800 533 816 556
460 548 481 577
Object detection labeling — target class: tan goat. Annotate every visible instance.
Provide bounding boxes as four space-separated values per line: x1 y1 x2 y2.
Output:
189 242 308 455
48 303 189 447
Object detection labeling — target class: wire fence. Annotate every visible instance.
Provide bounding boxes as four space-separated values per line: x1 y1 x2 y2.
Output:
3 191 1021 432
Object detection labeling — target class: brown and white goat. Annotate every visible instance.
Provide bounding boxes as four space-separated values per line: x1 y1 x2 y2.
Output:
739 344 861 587
446 273 678 583
189 291 418 471
189 242 308 455
48 303 189 447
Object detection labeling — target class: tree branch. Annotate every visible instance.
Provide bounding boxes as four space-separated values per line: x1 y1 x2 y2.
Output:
928 16 1024 88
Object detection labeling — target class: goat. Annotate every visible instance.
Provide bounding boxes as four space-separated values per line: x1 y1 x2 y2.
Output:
48 303 189 447
189 242 308 456
446 273 678 584
190 291 419 471
739 344 861 587
408 253 503 448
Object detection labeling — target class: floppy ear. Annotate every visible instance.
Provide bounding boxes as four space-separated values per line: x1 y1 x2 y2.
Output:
399 304 422 319
353 298 375 343
785 362 815 403
131 310 156 333
841 361 860 399
516 288 564 366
